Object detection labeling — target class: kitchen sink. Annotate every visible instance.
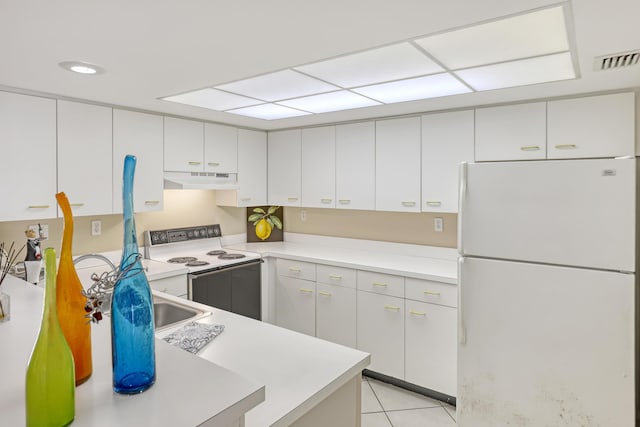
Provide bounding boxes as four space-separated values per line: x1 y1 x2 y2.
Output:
153 297 209 330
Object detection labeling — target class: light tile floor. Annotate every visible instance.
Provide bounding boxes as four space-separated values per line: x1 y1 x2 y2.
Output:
362 376 457 427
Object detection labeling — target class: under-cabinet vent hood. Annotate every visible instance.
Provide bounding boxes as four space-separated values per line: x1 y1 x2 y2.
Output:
163 171 239 190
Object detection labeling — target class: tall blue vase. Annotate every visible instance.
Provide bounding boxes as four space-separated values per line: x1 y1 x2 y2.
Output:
111 154 156 394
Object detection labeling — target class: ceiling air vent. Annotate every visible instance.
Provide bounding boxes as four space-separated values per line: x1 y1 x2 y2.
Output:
594 50 640 71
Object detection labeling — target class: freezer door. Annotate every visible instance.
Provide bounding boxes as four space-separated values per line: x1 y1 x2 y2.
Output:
458 257 635 427
459 158 636 272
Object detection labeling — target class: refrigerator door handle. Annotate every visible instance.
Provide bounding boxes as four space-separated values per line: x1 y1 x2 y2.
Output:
458 161 468 255
458 257 466 345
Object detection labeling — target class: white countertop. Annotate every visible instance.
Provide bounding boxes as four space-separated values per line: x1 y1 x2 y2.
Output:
0 275 264 426
225 234 458 284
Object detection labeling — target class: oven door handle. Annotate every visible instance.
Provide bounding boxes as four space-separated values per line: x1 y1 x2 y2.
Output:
188 258 263 279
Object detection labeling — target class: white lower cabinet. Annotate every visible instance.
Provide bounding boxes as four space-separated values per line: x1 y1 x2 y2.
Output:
405 299 457 396
275 276 316 336
357 290 405 379
316 283 357 348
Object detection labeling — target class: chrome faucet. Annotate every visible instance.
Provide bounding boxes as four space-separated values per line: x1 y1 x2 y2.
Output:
73 253 117 272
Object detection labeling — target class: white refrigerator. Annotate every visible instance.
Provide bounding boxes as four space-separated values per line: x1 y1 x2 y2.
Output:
457 158 636 426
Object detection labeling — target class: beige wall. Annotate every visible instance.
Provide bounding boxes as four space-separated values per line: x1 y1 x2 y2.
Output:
0 190 246 256
284 207 457 248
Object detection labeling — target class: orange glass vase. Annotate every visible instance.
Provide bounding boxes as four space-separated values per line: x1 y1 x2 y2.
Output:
56 192 92 385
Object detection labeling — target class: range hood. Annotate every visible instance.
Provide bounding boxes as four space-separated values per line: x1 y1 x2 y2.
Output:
163 171 240 190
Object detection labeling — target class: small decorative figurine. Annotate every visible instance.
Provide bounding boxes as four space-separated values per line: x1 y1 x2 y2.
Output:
24 228 42 284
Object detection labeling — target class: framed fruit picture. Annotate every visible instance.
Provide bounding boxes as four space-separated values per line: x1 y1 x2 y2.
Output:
247 206 284 242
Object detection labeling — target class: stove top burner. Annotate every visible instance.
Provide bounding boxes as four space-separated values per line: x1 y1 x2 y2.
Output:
206 250 227 256
186 260 210 267
167 257 198 264
218 253 246 260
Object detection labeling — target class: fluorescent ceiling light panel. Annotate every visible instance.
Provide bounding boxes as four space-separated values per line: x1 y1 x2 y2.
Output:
163 88 261 111
226 103 311 120
456 52 576 91
215 70 338 102
415 6 569 69
295 43 444 87
352 73 471 103
277 91 381 113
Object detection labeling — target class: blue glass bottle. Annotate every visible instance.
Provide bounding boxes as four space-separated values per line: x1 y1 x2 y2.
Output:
111 154 156 394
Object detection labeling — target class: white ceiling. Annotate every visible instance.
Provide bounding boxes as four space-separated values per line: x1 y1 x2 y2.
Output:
1 0 639 130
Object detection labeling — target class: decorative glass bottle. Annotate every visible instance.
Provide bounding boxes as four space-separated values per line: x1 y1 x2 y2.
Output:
111 154 156 394
26 247 75 427
55 192 93 385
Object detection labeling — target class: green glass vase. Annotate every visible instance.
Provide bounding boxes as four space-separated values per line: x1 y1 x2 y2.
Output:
26 247 75 427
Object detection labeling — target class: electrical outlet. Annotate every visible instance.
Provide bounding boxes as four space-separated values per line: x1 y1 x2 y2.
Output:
91 220 102 236
300 210 307 222
434 217 444 233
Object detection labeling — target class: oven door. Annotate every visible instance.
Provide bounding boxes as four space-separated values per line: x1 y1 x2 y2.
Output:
188 259 262 320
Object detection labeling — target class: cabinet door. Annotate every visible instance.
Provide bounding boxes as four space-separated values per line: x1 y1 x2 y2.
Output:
57 100 113 216
0 91 57 221
113 109 164 213
268 129 301 206
204 123 238 173
237 129 267 206
405 299 457 396
375 117 421 212
163 117 204 172
335 122 375 210
316 283 356 348
547 92 635 159
422 110 474 213
301 126 335 208
357 291 404 378
275 276 315 336
475 102 546 161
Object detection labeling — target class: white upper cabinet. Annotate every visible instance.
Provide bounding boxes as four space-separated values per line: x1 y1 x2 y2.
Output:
335 121 375 211
0 91 57 222
547 92 635 159
475 102 546 161
204 123 238 173
301 126 336 208
268 129 302 206
375 117 421 212
217 129 267 207
163 117 204 172
421 110 474 213
57 100 113 216
113 109 164 213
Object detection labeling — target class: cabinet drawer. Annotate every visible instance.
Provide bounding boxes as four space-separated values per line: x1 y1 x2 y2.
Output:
276 258 316 281
406 278 457 308
357 271 404 298
316 264 356 289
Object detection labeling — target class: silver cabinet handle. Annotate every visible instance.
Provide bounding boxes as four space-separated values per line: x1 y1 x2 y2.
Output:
320 198 332 203
299 288 313 294
287 197 298 202
319 291 332 297
423 290 441 296
401 201 416 207
425 201 441 207
240 198 251 202
384 305 400 311
208 162 220 166
70 203 85 207
410 310 426 316
288 267 301 272
28 205 50 209
145 200 160 205
520 146 540 151
373 282 387 287
328 274 342 280
188 161 201 165
555 144 577 150
338 199 351 204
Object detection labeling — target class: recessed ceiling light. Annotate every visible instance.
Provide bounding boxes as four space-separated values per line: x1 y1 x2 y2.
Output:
415 6 569 70
225 103 311 120
455 52 575 91
162 88 262 111
59 61 104 75
352 73 472 103
277 91 381 113
295 42 444 87
215 69 338 102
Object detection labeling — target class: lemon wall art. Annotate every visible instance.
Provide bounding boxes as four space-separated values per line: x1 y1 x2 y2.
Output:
247 206 284 242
